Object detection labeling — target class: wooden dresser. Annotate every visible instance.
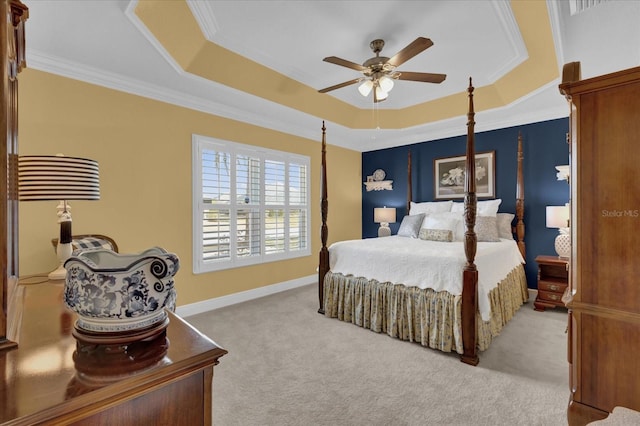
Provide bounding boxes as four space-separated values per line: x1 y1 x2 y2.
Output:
533 255 568 312
0 279 227 425
560 66 640 425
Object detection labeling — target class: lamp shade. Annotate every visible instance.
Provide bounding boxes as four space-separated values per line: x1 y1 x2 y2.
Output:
375 85 388 101
358 80 373 97
374 207 396 224
18 155 100 201
546 205 569 229
378 75 394 93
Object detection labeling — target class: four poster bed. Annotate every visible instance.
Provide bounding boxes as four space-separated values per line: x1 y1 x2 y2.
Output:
317 79 528 365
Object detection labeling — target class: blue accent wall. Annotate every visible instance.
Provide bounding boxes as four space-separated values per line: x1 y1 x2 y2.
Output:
362 117 570 287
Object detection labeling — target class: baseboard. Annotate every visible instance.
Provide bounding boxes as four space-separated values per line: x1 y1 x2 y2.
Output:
176 274 316 318
528 288 538 300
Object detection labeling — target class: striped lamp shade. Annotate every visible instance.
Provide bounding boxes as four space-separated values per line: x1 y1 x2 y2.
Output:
18 155 100 201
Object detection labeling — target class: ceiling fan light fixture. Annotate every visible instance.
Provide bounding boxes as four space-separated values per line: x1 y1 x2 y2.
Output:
375 86 388 101
358 79 373 97
318 37 446 100
378 75 394 93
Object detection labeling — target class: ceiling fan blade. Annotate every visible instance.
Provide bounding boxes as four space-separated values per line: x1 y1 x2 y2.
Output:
323 56 366 71
397 71 446 84
318 78 361 93
387 37 434 67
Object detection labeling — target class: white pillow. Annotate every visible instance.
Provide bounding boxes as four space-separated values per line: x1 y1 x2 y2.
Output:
451 202 463 213
479 199 502 216
421 212 460 235
410 200 453 216
420 212 464 241
450 199 502 217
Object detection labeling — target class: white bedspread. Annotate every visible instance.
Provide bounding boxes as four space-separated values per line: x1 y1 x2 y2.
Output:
329 236 525 321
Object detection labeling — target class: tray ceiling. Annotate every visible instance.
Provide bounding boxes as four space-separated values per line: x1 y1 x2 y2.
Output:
25 0 640 151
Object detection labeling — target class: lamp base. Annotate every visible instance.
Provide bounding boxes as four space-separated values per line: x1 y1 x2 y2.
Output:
378 223 391 237
48 265 67 281
554 233 571 259
50 241 73 281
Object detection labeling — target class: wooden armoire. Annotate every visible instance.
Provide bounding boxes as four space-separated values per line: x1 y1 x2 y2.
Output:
560 65 640 424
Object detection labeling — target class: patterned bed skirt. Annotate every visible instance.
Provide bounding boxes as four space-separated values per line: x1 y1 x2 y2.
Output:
323 264 529 354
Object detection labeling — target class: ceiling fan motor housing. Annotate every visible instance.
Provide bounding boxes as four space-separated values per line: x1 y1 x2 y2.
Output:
369 39 385 54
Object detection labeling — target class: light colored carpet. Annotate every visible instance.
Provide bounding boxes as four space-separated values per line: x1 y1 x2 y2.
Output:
186 284 569 426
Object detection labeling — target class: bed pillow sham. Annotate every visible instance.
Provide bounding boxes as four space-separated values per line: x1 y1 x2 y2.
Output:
409 200 453 216
419 213 460 242
397 214 425 238
421 213 459 233
422 211 464 241
451 199 502 216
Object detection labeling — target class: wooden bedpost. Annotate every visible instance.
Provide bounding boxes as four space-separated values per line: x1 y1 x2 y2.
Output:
318 121 329 314
406 150 412 214
515 132 526 259
461 78 479 366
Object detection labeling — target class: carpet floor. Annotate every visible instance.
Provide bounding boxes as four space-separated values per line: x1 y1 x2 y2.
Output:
186 284 569 426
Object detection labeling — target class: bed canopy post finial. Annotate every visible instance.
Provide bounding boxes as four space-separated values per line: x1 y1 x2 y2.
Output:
515 132 526 258
318 121 329 315
461 77 479 366
406 150 412 214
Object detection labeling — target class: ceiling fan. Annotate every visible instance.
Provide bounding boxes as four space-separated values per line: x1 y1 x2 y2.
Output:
318 37 446 103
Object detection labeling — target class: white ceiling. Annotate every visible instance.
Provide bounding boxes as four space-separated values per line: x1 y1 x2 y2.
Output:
24 0 640 152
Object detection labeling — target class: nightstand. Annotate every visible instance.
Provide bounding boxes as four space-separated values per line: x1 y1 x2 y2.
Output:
534 255 569 311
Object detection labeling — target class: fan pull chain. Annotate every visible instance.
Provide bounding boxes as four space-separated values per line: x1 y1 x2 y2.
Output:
374 97 381 131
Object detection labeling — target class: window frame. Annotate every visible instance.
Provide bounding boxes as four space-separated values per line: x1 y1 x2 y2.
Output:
192 134 311 273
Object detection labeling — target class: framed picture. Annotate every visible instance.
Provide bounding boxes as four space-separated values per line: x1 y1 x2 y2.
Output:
434 151 495 199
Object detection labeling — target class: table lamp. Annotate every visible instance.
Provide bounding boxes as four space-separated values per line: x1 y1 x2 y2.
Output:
546 204 570 259
18 155 100 280
374 206 396 237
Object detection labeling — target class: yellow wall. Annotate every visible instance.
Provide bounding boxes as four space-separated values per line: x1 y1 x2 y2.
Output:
18 68 362 306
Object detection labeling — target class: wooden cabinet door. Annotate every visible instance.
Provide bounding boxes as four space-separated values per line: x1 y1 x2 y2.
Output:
561 66 640 424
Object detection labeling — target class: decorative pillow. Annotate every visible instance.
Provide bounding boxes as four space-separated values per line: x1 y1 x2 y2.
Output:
419 228 453 242
397 214 425 238
475 216 500 242
72 237 116 252
409 200 453 216
450 199 502 217
496 213 515 239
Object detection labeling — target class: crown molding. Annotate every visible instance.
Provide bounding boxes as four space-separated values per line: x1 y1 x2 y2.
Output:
26 49 322 144
546 0 566 74
26 47 567 154
486 0 528 84
186 0 220 41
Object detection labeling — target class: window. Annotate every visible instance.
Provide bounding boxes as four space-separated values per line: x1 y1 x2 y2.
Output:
192 135 310 273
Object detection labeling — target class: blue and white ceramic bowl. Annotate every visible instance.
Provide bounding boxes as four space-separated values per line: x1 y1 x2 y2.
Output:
64 247 179 333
